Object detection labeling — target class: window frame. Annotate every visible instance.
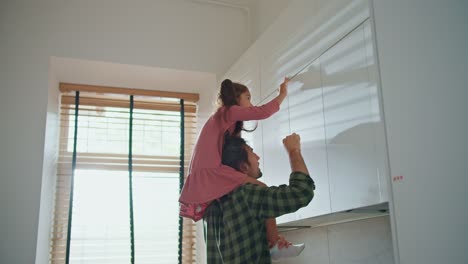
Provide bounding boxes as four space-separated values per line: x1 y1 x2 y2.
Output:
49 84 198 264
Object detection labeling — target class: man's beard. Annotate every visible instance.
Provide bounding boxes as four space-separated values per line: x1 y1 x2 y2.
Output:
256 169 263 179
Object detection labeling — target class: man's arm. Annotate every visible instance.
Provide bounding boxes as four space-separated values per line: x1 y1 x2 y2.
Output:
283 133 309 175
243 133 315 219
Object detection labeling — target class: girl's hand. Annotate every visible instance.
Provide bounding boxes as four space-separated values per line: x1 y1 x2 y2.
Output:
279 77 290 97
275 77 289 105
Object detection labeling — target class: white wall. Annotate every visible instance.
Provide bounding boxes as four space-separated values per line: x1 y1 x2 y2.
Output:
0 1 245 263
191 0 292 47
34 63 61 264
371 1 468 263
251 0 292 41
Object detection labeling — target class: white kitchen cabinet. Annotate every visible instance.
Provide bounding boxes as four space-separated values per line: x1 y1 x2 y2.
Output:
238 66 261 106
222 0 390 224
258 0 371 101
363 19 389 202
260 93 296 224
288 58 331 219
321 22 382 212
222 45 261 105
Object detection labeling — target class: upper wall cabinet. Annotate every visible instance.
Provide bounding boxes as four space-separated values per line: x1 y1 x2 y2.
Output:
259 0 371 101
223 0 390 223
321 20 386 212
288 58 332 219
222 45 261 105
260 93 296 224
363 19 389 202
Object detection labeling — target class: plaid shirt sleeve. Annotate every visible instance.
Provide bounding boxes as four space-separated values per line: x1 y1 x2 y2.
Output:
203 171 315 263
243 171 315 219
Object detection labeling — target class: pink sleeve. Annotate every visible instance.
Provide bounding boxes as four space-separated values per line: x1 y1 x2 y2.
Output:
226 99 280 122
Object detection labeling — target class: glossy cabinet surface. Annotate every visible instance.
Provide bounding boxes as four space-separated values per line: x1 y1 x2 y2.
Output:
363 19 389 202
321 23 381 212
288 58 332 219
259 0 370 99
236 63 261 106
222 45 261 105
260 93 296 223
222 2 390 223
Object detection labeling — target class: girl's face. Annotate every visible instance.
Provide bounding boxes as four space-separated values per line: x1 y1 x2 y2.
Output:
238 90 253 107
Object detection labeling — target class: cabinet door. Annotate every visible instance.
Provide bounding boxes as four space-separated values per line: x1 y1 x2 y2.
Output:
223 45 261 105
259 15 323 102
289 58 332 219
363 19 389 202
260 94 295 223
258 0 371 101
321 23 381 212
238 65 261 106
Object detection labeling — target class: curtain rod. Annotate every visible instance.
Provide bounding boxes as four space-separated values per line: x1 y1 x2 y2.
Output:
59 83 200 102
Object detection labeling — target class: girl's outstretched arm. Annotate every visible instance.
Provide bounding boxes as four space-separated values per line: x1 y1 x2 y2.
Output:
275 77 289 105
226 78 289 122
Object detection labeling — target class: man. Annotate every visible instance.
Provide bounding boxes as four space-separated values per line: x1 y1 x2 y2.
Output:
203 133 315 263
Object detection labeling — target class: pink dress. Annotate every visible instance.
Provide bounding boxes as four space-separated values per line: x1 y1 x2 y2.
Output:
178 99 280 221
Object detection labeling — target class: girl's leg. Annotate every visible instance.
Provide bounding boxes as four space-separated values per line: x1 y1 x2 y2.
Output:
242 177 304 260
242 178 280 246
266 218 280 248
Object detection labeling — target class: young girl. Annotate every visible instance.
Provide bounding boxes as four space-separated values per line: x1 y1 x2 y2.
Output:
179 78 303 259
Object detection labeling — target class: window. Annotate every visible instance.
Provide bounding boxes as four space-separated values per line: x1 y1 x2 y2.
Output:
50 84 198 264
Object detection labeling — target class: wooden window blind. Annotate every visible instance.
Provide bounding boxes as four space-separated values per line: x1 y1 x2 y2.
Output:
50 84 198 264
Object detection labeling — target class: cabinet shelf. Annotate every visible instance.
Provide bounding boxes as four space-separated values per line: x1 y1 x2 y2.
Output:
278 202 389 232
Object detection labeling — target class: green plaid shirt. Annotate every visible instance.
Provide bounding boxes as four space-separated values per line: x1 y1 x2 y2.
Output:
203 172 315 264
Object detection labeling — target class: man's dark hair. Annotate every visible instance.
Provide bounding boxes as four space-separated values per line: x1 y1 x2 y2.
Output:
221 133 248 171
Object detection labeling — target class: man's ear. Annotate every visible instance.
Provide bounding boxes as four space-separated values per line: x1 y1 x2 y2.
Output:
239 162 249 174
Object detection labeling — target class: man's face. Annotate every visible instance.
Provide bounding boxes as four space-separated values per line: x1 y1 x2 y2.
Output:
241 145 263 179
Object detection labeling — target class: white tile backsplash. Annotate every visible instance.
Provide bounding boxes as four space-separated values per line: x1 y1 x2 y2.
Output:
279 216 394 264
280 226 330 264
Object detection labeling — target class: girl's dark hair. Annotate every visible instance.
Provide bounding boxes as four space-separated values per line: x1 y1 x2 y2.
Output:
221 132 248 171
218 79 257 136
218 79 248 107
